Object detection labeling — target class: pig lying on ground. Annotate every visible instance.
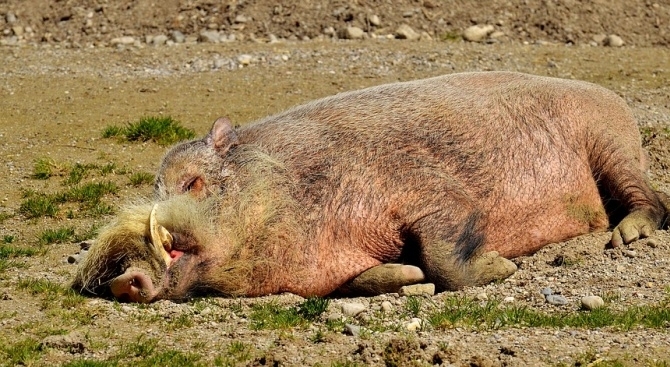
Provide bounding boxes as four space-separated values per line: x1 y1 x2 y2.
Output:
72 71 668 302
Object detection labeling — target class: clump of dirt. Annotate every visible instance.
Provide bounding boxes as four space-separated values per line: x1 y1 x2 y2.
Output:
0 0 669 46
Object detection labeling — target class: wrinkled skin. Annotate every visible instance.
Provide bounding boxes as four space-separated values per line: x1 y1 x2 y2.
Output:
72 71 667 302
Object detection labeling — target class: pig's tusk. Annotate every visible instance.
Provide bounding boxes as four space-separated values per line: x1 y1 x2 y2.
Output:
149 204 174 265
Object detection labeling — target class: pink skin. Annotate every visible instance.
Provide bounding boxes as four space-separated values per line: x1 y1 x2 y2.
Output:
110 250 184 303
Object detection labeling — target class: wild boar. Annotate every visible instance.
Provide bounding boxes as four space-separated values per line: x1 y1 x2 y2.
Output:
72 71 667 302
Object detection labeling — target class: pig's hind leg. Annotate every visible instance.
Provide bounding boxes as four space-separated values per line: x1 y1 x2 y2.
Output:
419 212 517 291
590 139 667 246
335 263 426 296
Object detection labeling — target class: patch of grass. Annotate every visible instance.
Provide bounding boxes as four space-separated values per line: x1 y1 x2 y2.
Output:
215 341 252 366
249 301 306 330
440 31 461 41
0 212 13 223
17 278 87 309
129 171 155 187
32 157 56 179
64 163 98 186
427 295 670 331
3 235 15 243
62 181 119 203
19 195 59 218
404 296 423 318
138 350 203 367
103 116 196 146
166 313 194 329
63 361 118 367
100 162 116 175
297 297 330 321
0 338 43 366
39 226 76 245
119 335 158 359
0 244 41 259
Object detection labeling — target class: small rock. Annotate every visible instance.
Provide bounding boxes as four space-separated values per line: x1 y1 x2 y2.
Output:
213 58 228 69
399 283 435 296
540 287 553 296
475 293 488 301
545 294 568 306
503 296 515 303
198 30 220 43
41 332 87 353
490 31 505 39
170 30 185 43
646 238 659 248
200 307 212 316
234 15 249 23
395 24 420 40
344 323 361 337
604 34 624 47
463 24 494 42
405 318 423 331
80 241 93 251
152 34 168 46
419 31 433 41
6 12 17 24
67 254 80 264
339 26 365 40
237 54 253 66
581 296 604 310
368 14 381 26
341 302 366 317
622 249 637 258
11 26 24 37
110 36 135 45
592 34 607 44
381 301 393 313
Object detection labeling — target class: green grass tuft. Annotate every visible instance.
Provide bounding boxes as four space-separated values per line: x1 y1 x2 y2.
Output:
103 116 196 146
39 226 76 245
297 297 330 321
0 244 40 259
249 301 306 330
0 338 43 366
32 158 56 179
129 171 155 187
19 195 59 218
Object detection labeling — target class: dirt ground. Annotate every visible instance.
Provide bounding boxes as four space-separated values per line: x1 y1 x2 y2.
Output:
2 1 670 366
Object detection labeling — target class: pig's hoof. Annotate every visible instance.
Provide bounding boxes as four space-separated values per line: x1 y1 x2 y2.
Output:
470 251 517 286
611 210 657 247
339 264 425 296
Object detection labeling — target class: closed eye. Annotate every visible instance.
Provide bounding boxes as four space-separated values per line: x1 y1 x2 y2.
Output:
183 176 204 194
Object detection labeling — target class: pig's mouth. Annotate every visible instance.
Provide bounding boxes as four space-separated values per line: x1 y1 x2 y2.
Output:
110 204 192 303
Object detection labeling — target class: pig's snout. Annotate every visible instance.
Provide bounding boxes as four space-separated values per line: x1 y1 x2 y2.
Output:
110 270 157 303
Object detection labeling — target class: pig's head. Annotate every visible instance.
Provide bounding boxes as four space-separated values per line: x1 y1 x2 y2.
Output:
71 195 254 302
155 117 238 200
72 150 303 302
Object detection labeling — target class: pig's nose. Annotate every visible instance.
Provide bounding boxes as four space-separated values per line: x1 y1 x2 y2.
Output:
110 270 156 303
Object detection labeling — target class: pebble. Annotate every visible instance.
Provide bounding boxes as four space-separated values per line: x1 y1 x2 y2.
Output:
110 36 135 45
199 30 220 43
340 26 365 40
503 296 515 303
622 250 637 258
380 301 394 313
581 296 605 310
475 292 488 301
545 294 568 306
12 26 24 37
67 254 80 264
170 31 185 43
541 287 553 296
237 54 253 66
6 12 16 23
395 24 420 41
405 318 423 331
399 283 435 296
463 25 494 42
592 34 607 44
152 35 168 46
368 14 381 26
605 34 624 47
344 323 361 337
341 302 366 317
646 238 659 248
234 15 249 23
419 31 433 41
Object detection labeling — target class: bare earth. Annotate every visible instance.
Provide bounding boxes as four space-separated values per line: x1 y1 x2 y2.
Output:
2 1 670 366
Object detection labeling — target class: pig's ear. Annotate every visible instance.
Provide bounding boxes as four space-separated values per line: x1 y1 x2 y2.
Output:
206 117 239 153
